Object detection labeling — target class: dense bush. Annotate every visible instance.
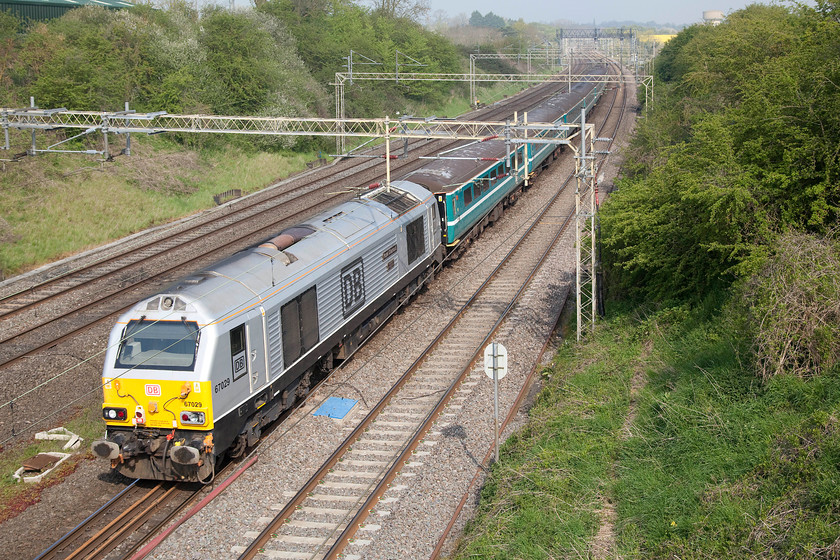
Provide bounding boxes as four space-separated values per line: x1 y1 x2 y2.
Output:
4 2 329 149
601 4 840 301
730 231 840 380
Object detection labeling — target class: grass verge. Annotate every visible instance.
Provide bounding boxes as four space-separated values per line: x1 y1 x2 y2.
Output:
451 309 645 558
0 138 321 277
450 302 840 559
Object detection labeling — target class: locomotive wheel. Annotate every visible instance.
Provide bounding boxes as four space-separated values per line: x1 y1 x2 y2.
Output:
295 370 312 398
229 433 247 459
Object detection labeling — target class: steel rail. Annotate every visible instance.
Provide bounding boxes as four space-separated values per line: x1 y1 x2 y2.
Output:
429 290 571 560
35 482 170 560
323 191 579 560
32 479 139 560
0 189 350 370
428 57 630 560
238 128 583 559
36 448 259 560
74 484 179 560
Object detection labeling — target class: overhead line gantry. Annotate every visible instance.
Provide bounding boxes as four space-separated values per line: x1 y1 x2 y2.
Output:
331 71 642 152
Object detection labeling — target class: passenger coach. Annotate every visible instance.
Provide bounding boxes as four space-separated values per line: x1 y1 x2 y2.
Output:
401 76 603 252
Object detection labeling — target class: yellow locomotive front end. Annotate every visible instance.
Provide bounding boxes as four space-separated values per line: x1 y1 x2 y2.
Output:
92 298 218 483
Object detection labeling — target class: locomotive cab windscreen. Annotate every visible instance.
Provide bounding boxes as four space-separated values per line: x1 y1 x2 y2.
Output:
115 319 200 371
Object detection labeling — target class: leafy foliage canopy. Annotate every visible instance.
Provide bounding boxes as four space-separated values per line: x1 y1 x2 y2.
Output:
601 4 840 301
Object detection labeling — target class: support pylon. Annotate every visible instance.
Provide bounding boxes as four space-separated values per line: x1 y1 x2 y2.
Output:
575 107 597 341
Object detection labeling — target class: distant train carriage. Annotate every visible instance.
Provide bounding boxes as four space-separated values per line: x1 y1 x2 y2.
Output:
402 71 604 251
93 182 442 481
524 77 604 171
402 142 528 249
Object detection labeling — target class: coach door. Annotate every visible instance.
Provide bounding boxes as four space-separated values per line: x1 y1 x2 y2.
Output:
435 193 449 245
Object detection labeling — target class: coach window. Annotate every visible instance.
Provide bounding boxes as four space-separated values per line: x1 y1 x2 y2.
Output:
463 186 473 206
230 324 248 380
406 216 425 265
282 286 319 365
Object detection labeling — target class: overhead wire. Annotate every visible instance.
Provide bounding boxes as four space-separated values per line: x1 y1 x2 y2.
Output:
0 82 595 447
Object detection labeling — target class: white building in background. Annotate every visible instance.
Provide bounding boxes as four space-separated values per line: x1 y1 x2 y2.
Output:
703 10 725 25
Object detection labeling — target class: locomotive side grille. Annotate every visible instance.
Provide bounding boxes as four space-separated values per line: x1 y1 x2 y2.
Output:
363 235 402 300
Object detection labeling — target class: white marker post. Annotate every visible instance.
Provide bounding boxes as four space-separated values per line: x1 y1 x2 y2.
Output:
484 342 508 464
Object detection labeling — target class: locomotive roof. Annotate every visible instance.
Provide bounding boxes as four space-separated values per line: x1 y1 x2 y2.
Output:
140 182 431 324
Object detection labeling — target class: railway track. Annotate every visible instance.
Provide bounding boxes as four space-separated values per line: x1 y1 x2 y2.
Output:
231 60 624 560
235 159 579 560
34 480 188 560
0 76 581 444
13 58 628 560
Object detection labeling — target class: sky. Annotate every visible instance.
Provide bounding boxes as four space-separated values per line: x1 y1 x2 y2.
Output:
427 0 798 26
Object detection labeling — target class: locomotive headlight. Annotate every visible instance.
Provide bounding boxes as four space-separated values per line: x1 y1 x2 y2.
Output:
103 407 128 421
180 411 206 425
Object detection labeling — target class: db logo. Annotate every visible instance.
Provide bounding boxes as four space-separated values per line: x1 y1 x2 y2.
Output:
145 384 162 397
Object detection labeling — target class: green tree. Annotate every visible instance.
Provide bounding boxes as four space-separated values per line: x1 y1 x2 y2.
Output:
602 4 840 302
0 10 20 105
367 0 429 21
469 11 505 29
261 0 461 115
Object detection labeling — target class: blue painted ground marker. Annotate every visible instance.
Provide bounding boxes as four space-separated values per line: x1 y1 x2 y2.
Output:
313 397 358 420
